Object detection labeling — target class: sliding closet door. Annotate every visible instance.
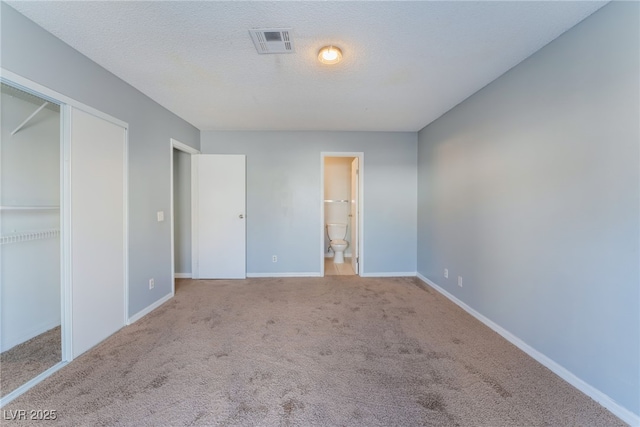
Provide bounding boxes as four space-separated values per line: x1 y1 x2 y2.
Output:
70 107 126 357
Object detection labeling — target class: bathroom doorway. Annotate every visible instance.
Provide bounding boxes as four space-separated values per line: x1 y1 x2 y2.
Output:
321 152 363 277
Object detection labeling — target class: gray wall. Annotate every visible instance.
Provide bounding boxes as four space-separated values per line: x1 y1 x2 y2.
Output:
201 131 417 276
173 149 191 275
417 2 639 416
1 3 201 317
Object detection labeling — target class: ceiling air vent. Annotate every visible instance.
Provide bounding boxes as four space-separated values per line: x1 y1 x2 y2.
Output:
249 28 294 54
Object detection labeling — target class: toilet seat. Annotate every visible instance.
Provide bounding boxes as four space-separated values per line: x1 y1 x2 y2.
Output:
331 239 347 245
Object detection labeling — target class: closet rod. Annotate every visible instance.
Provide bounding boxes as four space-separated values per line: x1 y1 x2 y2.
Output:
11 101 49 136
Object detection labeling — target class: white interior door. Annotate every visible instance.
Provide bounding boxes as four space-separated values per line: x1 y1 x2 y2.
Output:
351 157 359 275
70 107 126 357
193 154 246 279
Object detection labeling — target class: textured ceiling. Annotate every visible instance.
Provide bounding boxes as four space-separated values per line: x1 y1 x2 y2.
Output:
8 1 607 132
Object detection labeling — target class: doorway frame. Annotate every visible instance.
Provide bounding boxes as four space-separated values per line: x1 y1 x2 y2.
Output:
169 138 200 295
320 152 364 277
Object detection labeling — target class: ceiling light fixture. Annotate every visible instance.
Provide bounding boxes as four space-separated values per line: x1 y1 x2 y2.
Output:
318 45 343 65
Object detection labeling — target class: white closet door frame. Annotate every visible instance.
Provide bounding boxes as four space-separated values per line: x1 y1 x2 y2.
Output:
0 68 128 405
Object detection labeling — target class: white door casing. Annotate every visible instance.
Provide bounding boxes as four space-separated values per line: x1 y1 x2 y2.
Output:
351 157 359 275
192 154 246 279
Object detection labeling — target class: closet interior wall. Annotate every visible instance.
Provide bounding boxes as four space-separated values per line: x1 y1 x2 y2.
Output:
0 83 61 396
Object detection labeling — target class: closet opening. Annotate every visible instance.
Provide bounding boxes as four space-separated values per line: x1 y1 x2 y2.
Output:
0 82 63 402
1 70 128 407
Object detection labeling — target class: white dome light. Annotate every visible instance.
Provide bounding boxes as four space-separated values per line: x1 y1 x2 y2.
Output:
318 46 343 65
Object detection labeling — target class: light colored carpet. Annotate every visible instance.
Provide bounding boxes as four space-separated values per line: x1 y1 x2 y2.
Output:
2 277 624 426
1 326 61 398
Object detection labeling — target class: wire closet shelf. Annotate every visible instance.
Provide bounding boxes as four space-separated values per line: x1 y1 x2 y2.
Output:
0 229 60 245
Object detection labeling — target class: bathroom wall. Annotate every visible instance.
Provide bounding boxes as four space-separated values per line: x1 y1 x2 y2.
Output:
324 157 352 256
200 131 418 276
417 1 639 419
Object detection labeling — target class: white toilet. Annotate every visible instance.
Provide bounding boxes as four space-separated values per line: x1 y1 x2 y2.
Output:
326 223 349 264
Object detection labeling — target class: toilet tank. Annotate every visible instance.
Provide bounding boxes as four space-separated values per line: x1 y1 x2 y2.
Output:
326 223 347 240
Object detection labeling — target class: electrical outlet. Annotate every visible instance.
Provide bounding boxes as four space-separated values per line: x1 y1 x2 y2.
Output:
149 278 155 290
272 255 277 263
458 276 463 287
444 268 448 279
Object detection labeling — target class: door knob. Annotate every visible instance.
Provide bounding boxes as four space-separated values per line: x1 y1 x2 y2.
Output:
239 214 244 219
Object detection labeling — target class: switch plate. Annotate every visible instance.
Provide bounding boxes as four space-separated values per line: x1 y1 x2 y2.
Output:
149 278 155 289
157 211 164 222
458 276 463 287
444 268 448 279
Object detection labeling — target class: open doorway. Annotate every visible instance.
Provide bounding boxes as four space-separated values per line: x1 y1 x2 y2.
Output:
321 152 363 277
169 139 199 292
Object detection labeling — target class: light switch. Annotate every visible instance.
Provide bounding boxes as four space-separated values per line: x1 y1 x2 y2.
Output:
157 211 164 222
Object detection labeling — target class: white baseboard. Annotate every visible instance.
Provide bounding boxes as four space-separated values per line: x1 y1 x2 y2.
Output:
360 271 417 278
415 273 639 427
174 272 192 279
127 292 173 325
246 272 322 278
